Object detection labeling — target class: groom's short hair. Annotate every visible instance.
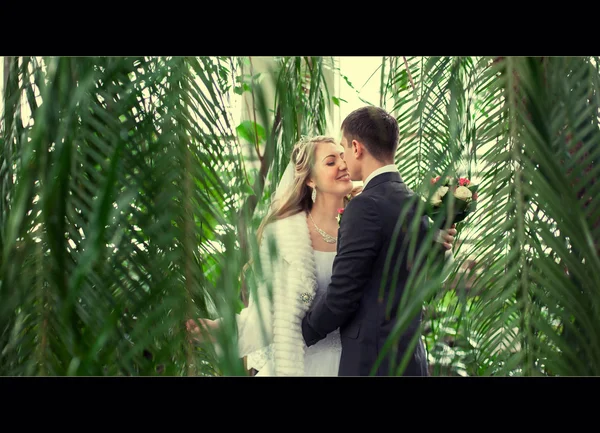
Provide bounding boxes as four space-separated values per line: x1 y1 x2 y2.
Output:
341 106 399 162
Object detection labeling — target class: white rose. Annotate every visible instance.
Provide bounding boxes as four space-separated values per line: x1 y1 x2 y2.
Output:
454 185 472 201
431 186 449 206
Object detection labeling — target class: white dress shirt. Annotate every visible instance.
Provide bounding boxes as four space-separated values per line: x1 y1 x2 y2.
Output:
362 164 399 190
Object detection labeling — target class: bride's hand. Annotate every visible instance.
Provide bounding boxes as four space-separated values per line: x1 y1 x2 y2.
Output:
186 318 218 343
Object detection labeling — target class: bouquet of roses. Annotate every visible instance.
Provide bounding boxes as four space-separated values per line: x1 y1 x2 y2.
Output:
425 175 479 228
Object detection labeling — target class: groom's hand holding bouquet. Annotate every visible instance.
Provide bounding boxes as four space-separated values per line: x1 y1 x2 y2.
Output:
426 175 479 230
420 174 479 287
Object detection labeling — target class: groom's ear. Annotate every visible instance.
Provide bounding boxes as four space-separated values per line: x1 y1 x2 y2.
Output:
353 140 364 159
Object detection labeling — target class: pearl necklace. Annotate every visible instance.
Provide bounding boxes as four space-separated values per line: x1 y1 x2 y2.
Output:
308 212 337 244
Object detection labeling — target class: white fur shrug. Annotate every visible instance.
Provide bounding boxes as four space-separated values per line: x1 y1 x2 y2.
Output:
235 212 317 376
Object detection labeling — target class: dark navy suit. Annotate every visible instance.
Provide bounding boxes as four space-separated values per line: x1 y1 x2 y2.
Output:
302 171 444 376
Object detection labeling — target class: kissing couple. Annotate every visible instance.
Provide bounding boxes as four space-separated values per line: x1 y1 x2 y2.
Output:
187 105 457 376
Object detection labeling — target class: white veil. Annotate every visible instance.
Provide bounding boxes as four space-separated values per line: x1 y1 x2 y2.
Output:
271 158 296 204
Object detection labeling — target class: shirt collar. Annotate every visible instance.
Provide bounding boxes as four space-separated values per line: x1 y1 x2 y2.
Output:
362 164 399 190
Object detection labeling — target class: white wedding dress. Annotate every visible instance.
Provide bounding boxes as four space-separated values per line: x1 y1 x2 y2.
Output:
303 250 342 376
248 249 342 376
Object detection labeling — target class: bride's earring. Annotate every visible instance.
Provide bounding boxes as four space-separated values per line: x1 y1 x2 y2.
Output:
311 186 317 202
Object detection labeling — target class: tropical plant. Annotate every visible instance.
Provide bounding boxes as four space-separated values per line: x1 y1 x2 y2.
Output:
382 56 600 376
0 56 333 376
2 55 598 377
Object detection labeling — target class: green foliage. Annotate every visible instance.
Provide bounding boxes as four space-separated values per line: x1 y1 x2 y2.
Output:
384 56 600 376
2 56 599 376
0 56 332 376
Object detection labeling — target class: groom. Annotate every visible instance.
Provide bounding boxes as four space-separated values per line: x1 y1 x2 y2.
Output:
301 106 452 376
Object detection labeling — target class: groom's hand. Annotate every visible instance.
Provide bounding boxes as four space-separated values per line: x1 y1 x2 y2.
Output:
436 224 457 250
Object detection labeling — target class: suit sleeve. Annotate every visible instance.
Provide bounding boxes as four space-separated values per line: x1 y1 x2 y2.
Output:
301 194 381 346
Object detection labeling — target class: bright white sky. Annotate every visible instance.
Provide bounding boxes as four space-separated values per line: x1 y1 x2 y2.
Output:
337 56 383 119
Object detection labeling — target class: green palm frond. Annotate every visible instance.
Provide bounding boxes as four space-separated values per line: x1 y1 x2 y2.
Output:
456 57 600 376
0 56 333 376
381 56 600 376
0 56 245 375
389 57 477 195
4 55 597 377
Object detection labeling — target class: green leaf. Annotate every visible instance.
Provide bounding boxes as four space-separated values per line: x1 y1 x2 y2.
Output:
236 120 266 144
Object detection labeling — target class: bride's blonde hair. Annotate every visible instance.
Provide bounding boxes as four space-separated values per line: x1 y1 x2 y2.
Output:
240 135 349 306
256 135 336 244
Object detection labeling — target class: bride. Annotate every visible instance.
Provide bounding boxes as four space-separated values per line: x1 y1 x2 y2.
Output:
186 135 455 376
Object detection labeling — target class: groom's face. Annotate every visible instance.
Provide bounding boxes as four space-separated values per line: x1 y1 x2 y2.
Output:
340 133 361 182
